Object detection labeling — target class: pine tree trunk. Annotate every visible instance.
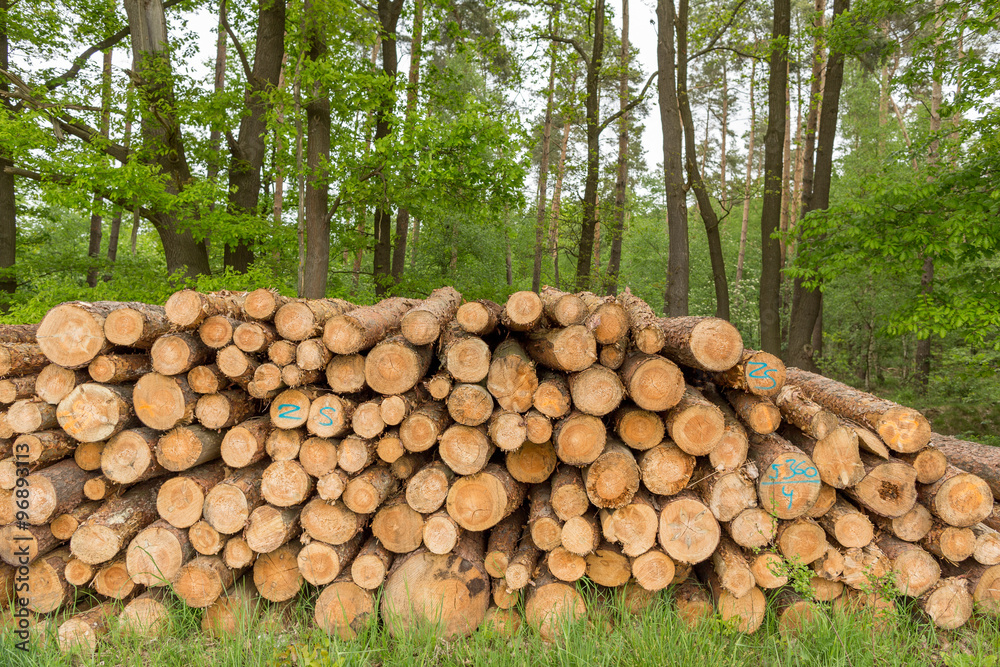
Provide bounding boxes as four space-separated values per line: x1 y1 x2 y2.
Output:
605 0 629 295
736 61 755 286
301 0 331 298
533 14 559 292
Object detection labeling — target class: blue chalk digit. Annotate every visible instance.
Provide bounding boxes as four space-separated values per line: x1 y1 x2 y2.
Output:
277 404 300 420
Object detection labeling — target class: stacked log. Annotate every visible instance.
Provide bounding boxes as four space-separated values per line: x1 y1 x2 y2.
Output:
1 285 995 654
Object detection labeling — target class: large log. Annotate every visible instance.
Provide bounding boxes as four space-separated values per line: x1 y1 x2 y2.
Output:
917 465 994 528
637 441 695 496
918 577 973 630
817 497 874 549
57 602 118 654
220 416 274 468
658 489 720 564
201 461 268 535
261 460 314 507
253 542 303 602
726 507 777 549
70 478 166 564
610 490 659 557
314 571 376 639
24 458 99 525
439 424 493 475
35 365 89 405
746 432 821 519
711 349 785 397
299 435 339 478
568 364 624 417
875 535 940 597
365 335 433 395
500 291 544 331
401 286 462 345
931 434 1000 500
56 384 135 442
524 563 587 641
151 332 213 376
447 463 526 532
785 368 931 453
540 286 588 327
323 297 421 354
486 339 538 413
843 451 918 519
523 325 597 373
26 546 75 613
578 292 629 345
133 373 198 431
664 386 725 456
776 518 828 564
8 398 59 434
101 427 168 484
701 565 766 634
126 519 195 586
456 299 502 335
613 404 664 451
552 410 606 466
157 424 224 471
37 302 130 368
326 353 367 394
155 461 228 528
657 316 743 371
245 504 303 554
783 426 865 489
381 532 489 640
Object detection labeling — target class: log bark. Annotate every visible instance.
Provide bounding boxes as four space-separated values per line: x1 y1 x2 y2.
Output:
0 373 37 404
8 398 59 434
157 424 224 471
323 297 421 354
485 506 527 576
14 429 75 465
0 343 48 378
0 323 38 345
523 325 597 373
941 561 1000 616
49 500 103 540
785 368 931 453
775 385 838 439
657 316 743 371
401 286 462 345
920 519 974 563
343 464 398 514
70 478 166 564
618 287 665 353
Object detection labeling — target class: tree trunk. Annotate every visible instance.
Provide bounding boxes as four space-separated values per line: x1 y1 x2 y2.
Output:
605 0 629 295
372 0 405 295
735 61 756 286
719 60 729 209
533 14 559 293
86 49 114 288
574 0 606 291
123 0 211 278
301 0 331 298
224 0 286 273
676 0 729 319
391 0 424 281
757 0 790 355
0 0 16 300
658 0 688 315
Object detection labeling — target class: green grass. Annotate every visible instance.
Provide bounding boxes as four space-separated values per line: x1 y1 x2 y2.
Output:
4 584 1000 667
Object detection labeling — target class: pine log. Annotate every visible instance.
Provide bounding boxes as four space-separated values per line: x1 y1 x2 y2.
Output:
233 320 277 353
777 517 828 564
928 435 999 501
70 478 165 564
785 368 931 453
537 286 586 327
244 288 293 321
295 338 332 371
49 500 103 540
549 464 589 521
196 315 237 349
148 332 210 376
783 426 865 489
747 432 822 519
972 523 1000 565
281 363 326 389
456 299 502 335
174 554 244 608
272 298 353 342
582 439 639 509
101 427 167 484
338 435 377 474
380 390 422 426
0 344 48 384
941 561 1000 616
617 287 665 353
220 416 273 468
26 546 75 613
702 394 749 472
817 497 874 548
664 386 725 455
481 605 522 637
488 408 525 451
637 441 695 496
325 353 367 394
524 325 597 373
405 460 454 514
875 535 941 597
298 435 338 477
618 351 684 413
254 542 303 602
381 532 489 640
438 424 493 475
199 578 258 636
552 410 606 466
201 461 268 534
527 484 562 551
610 490 659 557
918 577 973 629
500 291 544 331
133 373 198 431
920 519 975 563
8 398 59 434
811 544 845 580
613 405 664 451
402 287 462 345
63 557 94 587
896 446 948 485
868 502 933 542
561 511 601 556
268 387 316 430
481 340 535 414
724 507 777 550
56 384 135 443
843 451 918 518
221 536 256 570
446 463 525 532
523 409 553 445
532 371 570 418
317 469 350 502
73 441 104 472
392 402 446 454
314 570 375 639
301 496 366 546
14 429 75 465
506 439 557 484
35 365 89 405
709 535 755 599
155 461 227 529
372 492 425 553
725 389 781 435
629 547 675 591
577 291 629 345
917 465 993 528
245 504 303 554
568 364 624 417
423 509 462 554
306 394 356 439
658 316 743 372
157 424 224 471
352 537 393 590
841 544 892 590
23 458 99 525
658 489 721 564
82 475 125 501
711 349 785 398
748 551 787 589
261 460 314 507
37 302 132 368
352 399 385 439
773 588 823 639
842 419 891 459
447 383 494 426
585 541 631 587
365 335 433 395
546 546 585 582
672 579 714 628
775 385 838 439
126 519 195 586
524 563 587 641
323 297 421 354
343 464 398 514
599 338 628 369
0 374 36 404
188 365 231 394
701 564 766 633
249 363 282 393
484 506 526 577
0 522 61 566
57 602 118 654
693 461 757 522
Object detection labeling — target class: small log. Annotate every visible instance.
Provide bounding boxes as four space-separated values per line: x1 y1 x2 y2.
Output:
295 338 332 371
175 554 244 608
402 286 462 345
120 589 171 637
0 343 48 382
869 502 933 542
156 460 227 528
585 541 631 587
314 571 375 638
34 365 89 404
301 497 366 545
637 441 695 496
917 465 993 528
811 545 845 579
323 297 421 354
582 439 639 509
485 339 538 414
8 398 59 434
578 291 630 345
243 288 293 321
157 424 224 471
776 517 828 564
254 542 303 602
126 519 195 586
446 463 526 532
82 475 125 501
711 349 786 397
316 469 350 501
70 478 166 564
101 427 167 484
918 577 973 630
150 332 212 376
532 371 571 418
199 578 259 637
261 460 314 507
24 458 99 525
133 373 198 431
187 364 232 394
506 439 557 484
896 446 948 485
784 426 865 489
381 532 489 640
223 537 256 570
380 390 421 426
265 428 304 461
524 563 587 641
616 287 665 353
352 399 385 438
842 451 918 518
817 497 874 548
500 291 544 331
423 509 462 554
701 564 766 633
482 605 522 637
0 373 37 404
693 461 757 522
50 500 103 540
306 394 356 438
0 523 59 566
725 389 781 435
399 401 451 452
488 408 526 451
439 424 493 475
233 320 277 353
619 351 686 414
599 338 628 369
609 490 659 557
747 432 822 519
338 435 377 474
630 547 675 591
920 519 975 563
613 405 665 452
523 409 553 444
524 325 597 373
485 506 526 576
372 492 425 553
658 489 721 564
540 286 588 327
773 588 823 639
447 383 495 426
365 335 433 395
352 536 394 590
14 429 75 465
201 461 268 534
972 523 1000 565
268 387 317 430
298 436 339 478
709 535 755 599
73 441 104 471
550 464 590 521
528 484 562 551
245 504 303 554
57 602 118 654
785 368 931 453
775 385 838 439
405 460 454 514
748 551 788 589
561 510 601 556
657 316 743 371
875 535 941 597
552 410 606 466
343 464 398 514
267 339 297 366
456 299 502 335
664 385 725 455
941 561 1000 616
216 345 259 386
568 364 624 417
220 416 274 468
546 546 585 582
841 544 891 589
26 546 75 613
273 297 355 341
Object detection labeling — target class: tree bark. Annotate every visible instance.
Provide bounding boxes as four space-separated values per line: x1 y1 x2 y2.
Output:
574 0 606 291
757 0 790 355
735 61 755 286
787 0 848 370
224 0 286 272
0 0 17 300
533 13 559 293
676 0 729 319
86 49 114 288
605 0 629 295
301 0 331 298
658 0 688 315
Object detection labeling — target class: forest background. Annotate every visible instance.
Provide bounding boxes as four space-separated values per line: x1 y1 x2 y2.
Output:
0 0 997 443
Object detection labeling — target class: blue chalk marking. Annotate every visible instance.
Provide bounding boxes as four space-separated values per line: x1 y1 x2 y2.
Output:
276 404 300 420
317 405 337 427
747 361 778 390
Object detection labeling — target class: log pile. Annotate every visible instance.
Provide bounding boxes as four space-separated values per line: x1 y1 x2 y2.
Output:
1 284 997 650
